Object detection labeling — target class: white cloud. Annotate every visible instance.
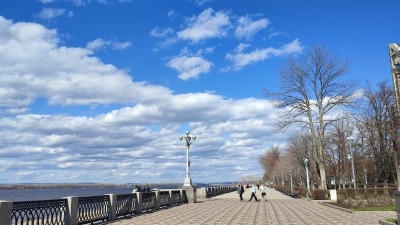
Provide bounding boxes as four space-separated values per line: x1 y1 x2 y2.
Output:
177 8 231 42
111 41 131 50
38 0 55 3
149 27 174 38
86 38 109 50
0 16 305 184
167 10 178 19
191 0 214 6
235 16 270 40
167 49 214 80
86 38 131 51
36 8 74 20
0 16 163 109
224 39 303 71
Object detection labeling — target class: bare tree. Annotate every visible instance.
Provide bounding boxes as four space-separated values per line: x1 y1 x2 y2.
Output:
363 81 398 190
259 146 280 181
265 46 355 189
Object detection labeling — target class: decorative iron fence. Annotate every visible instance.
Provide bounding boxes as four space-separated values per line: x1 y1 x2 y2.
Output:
171 190 181 205
116 194 137 217
11 199 67 225
77 195 110 224
141 192 156 212
158 191 170 208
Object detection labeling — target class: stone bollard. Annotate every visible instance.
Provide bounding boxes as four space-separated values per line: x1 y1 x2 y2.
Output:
199 187 207 198
64 196 78 225
394 192 400 224
135 192 143 214
154 189 160 210
0 201 12 225
329 190 337 201
106 194 117 221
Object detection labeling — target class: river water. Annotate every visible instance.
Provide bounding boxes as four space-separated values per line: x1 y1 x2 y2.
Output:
0 187 135 202
0 184 214 202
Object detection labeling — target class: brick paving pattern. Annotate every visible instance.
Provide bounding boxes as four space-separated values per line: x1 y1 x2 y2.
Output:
106 187 396 225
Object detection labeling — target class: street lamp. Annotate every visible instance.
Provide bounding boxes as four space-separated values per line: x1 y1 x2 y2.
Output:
179 131 196 187
304 158 311 198
346 137 357 189
364 169 368 186
289 169 293 194
389 43 400 118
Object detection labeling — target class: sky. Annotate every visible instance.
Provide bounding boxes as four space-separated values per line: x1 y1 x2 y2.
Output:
0 0 399 184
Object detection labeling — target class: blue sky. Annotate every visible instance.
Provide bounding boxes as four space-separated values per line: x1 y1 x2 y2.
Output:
0 0 398 184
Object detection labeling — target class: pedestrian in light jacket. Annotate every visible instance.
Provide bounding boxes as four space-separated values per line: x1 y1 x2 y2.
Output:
248 184 258 202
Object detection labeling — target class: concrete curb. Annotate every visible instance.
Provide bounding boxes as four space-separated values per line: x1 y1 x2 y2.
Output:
318 202 353 214
378 219 396 225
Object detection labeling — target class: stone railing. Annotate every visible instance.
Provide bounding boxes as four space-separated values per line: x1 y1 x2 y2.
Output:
196 186 236 198
0 189 187 225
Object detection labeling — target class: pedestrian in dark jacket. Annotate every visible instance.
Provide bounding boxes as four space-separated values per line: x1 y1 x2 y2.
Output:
237 183 245 201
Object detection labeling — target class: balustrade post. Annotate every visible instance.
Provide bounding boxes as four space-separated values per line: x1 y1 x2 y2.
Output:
154 189 160 210
135 192 143 214
200 187 207 198
64 196 78 225
179 189 184 204
106 194 117 221
0 200 12 225
168 190 173 207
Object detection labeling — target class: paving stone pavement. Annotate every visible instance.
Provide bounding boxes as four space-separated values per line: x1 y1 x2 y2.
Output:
106 187 396 225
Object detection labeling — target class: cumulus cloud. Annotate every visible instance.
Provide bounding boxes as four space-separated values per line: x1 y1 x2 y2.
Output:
177 8 230 42
0 16 161 109
149 27 174 39
234 16 270 40
167 49 214 80
191 0 215 6
167 10 178 19
36 8 74 20
86 38 132 51
0 15 298 184
224 39 304 71
38 0 55 4
37 0 131 6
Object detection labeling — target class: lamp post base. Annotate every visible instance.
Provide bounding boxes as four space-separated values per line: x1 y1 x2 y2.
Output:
183 177 192 187
181 185 197 203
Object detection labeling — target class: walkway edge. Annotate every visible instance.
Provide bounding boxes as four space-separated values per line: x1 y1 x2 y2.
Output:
318 202 353 214
379 219 396 225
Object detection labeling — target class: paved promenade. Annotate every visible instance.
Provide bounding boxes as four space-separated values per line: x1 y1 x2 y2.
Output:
107 187 396 225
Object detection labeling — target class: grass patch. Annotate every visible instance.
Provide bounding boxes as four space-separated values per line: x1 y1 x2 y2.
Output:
351 205 396 211
385 218 397 224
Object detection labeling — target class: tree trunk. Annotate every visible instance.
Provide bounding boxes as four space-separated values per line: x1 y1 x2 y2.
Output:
319 164 327 190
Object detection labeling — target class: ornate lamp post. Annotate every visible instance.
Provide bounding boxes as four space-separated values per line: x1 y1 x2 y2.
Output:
389 43 400 116
289 168 293 194
364 169 368 186
346 137 357 189
304 158 311 198
179 131 196 187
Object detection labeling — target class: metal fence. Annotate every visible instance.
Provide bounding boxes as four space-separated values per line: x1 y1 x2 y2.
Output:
2 186 234 225
171 190 181 206
77 195 110 224
11 199 67 225
141 192 156 212
116 194 137 217
158 191 170 208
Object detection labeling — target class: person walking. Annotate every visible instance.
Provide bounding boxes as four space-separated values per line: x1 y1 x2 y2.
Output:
260 184 267 201
248 184 258 202
237 183 245 201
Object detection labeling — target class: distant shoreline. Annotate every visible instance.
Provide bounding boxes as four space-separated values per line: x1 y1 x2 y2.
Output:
0 182 234 190
0 183 180 190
